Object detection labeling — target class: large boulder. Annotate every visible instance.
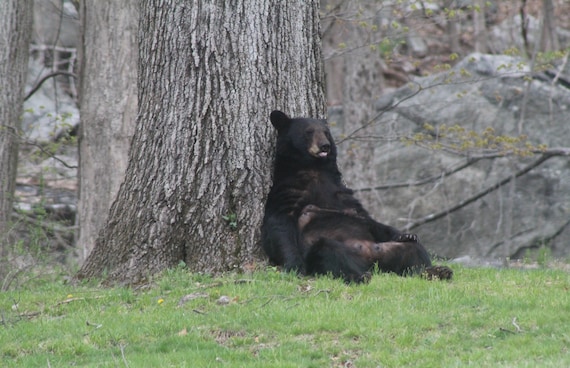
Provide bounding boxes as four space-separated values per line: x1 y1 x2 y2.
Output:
333 53 570 261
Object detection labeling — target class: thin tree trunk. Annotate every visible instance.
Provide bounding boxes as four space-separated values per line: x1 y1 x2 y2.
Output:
77 0 326 283
76 0 139 261
447 12 460 54
473 0 487 53
540 0 559 52
0 0 33 250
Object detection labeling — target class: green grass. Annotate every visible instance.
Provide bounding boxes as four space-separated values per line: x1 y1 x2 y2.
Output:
1 265 569 367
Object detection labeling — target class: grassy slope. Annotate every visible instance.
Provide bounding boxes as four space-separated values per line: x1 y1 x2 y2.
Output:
1 265 569 367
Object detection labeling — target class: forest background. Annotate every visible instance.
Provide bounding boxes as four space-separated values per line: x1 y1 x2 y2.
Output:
1 0 570 285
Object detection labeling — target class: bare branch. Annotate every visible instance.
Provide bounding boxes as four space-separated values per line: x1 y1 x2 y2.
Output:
355 157 482 192
337 70 535 146
21 138 78 169
336 83 424 145
403 152 562 231
497 218 570 258
24 71 77 101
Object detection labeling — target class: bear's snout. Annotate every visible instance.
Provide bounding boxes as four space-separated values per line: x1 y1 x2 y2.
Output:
320 143 330 153
317 143 330 158
308 132 331 158
309 142 330 158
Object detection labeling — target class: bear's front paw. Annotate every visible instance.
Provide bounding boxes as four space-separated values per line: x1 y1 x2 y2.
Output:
394 233 418 243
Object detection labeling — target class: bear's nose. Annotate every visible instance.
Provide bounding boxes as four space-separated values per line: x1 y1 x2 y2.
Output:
320 143 330 153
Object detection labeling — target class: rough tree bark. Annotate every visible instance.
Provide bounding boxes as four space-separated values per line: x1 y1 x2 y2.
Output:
76 0 138 260
0 0 33 248
77 0 326 283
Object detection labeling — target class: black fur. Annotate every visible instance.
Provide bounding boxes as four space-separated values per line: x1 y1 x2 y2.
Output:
261 110 451 282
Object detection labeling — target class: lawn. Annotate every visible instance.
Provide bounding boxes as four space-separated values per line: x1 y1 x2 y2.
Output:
1 264 569 367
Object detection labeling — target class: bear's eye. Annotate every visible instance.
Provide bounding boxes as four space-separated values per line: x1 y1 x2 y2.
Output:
305 128 315 136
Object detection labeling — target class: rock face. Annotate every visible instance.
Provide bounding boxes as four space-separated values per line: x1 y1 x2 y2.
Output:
334 53 570 261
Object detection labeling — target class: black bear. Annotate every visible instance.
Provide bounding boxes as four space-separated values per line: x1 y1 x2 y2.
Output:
261 110 452 283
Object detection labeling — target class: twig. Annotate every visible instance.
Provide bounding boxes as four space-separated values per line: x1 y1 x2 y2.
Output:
336 83 424 145
512 317 522 333
314 289 331 296
55 297 85 306
258 296 275 309
499 327 515 334
20 311 41 319
550 51 570 87
24 71 77 102
120 343 129 368
21 138 78 169
352 121 569 192
336 70 533 146
86 320 103 329
403 153 555 231
10 212 76 236
2 126 78 168
355 158 481 192
488 217 570 258
2 266 31 292
547 51 570 122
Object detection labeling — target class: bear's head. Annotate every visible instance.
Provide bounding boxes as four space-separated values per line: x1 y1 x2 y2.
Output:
270 110 337 165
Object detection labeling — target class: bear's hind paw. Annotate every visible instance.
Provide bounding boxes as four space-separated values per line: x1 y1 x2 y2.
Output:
343 271 372 284
423 266 453 280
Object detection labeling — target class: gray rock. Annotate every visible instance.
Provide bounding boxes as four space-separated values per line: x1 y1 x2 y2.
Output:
335 53 570 261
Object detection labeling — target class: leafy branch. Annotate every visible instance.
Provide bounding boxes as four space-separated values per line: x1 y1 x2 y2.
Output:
335 66 536 146
405 123 548 158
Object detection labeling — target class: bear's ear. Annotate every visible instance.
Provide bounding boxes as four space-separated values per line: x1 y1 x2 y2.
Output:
270 110 291 131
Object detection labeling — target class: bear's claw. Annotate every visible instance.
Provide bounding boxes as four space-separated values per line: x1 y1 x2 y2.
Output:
394 233 418 243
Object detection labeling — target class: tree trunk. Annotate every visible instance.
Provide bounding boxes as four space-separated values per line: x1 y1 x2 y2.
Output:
76 0 138 261
473 0 487 53
0 0 33 249
540 0 559 52
446 1 461 54
77 0 326 283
